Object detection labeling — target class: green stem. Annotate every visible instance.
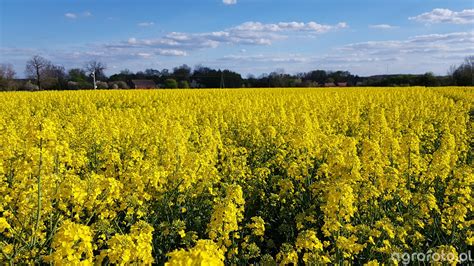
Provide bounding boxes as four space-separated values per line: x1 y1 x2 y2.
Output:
33 125 43 251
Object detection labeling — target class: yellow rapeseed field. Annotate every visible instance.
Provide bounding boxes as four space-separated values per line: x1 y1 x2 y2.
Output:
0 87 473 265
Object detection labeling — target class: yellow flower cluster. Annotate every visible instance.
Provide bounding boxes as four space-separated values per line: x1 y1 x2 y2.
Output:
165 240 225 266
208 184 245 249
295 230 330 263
247 216 265 237
0 87 472 264
44 220 93 265
98 221 154 264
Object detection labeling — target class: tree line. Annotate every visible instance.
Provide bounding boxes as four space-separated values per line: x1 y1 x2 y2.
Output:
0 55 473 91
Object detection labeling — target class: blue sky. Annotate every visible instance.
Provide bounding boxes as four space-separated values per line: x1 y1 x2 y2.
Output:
1 0 473 77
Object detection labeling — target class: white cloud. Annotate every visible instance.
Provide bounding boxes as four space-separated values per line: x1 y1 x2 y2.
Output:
157 49 187 56
223 0 237 5
220 54 308 63
331 31 474 75
65 13 77 19
109 20 348 53
138 22 155 27
233 21 347 33
65 11 92 19
369 24 399 29
339 31 474 53
409 8 474 24
135 52 152 58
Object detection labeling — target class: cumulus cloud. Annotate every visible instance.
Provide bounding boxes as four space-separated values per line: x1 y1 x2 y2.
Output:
234 21 347 33
132 51 186 58
339 31 474 54
65 11 93 19
157 49 187 56
409 8 474 24
223 0 237 5
138 22 155 27
369 24 399 29
135 52 152 58
109 20 348 53
331 31 474 74
217 52 399 68
65 13 77 19
219 54 309 63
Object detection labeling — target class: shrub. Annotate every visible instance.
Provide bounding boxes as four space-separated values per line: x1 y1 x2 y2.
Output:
96 81 109 89
20 81 39 91
163 78 178 89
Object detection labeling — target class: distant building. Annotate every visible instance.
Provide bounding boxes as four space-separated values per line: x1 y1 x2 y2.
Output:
130 79 156 89
324 82 336 87
337 82 348 87
190 80 202 88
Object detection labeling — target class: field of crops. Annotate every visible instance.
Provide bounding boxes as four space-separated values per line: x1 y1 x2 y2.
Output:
0 87 473 265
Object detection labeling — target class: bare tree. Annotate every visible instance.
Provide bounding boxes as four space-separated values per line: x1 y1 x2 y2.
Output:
25 55 51 90
45 64 67 90
0 63 16 79
84 60 107 81
466 56 474 85
0 64 17 90
451 55 474 86
465 55 474 68
447 64 457 84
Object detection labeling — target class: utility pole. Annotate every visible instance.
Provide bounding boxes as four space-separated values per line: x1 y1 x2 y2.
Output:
91 70 97 90
220 71 225 89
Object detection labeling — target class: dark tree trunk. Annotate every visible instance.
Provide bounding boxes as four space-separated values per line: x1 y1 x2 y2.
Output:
36 67 41 90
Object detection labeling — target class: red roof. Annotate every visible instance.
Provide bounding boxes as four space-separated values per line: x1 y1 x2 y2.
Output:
131 79 156 89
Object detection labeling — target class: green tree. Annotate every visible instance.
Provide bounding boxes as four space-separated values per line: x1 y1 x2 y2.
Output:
421 72 439 86
68 68 88 82
164 78 178 89
178 80 190 88
172 64 192 82
46 64 68 90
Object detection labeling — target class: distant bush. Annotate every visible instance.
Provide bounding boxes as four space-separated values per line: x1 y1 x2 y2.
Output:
108 81 129 89
67 81 93 90
0 80 19 91
20 81 39 91
179 80 190 88
67 81 80 90
96 81 109 89
164 78 178 89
